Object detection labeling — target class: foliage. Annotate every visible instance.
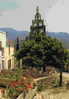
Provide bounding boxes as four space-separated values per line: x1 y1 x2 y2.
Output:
52 79 59 87
64 49 69 72
15 32 65 71
66 82 69 89
36 73 59 92
37 81 47 92
7 74 33 98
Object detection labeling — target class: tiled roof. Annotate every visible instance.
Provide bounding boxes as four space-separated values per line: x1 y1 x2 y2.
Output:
7 40 14 47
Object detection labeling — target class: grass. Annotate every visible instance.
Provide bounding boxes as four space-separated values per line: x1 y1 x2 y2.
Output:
34 72 69 99
39 86 69 99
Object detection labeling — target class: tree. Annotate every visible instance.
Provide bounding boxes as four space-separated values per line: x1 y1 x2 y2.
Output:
15 37 20 51
15 32 65 86
64 49 69 72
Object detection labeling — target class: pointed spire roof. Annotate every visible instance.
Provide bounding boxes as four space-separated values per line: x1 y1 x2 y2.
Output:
35 6 41 21
30 6 46 39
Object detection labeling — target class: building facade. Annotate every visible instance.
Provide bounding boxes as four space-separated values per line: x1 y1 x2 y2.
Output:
0 31 7 48
0 31 15 71
0 48 4 71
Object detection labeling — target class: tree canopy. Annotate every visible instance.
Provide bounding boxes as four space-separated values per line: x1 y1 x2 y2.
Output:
15 32 65 71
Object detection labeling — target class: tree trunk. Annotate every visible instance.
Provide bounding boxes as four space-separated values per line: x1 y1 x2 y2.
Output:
59 70 63 86
43 65 46 72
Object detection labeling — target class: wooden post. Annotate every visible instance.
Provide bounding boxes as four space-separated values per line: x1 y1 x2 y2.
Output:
59 69 63 86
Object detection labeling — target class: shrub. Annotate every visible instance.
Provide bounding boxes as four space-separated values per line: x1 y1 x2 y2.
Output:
66 82 69 89
37 81 47 92
52 79 59 87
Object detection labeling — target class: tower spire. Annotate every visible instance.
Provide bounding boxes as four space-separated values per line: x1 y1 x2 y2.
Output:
30 7 46 39
35 6 41 21
36 6 39 13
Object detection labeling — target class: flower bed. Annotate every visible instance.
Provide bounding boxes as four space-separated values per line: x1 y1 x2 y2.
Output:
0 69 34 98
8 76 33 98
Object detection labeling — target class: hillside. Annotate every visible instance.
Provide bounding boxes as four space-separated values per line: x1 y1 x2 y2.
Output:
0 28 69 49
0 28 29 40
47 32 69 49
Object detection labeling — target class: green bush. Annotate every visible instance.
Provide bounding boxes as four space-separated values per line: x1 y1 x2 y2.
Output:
52 79 59 87
37 81 47 92
66 82 69 89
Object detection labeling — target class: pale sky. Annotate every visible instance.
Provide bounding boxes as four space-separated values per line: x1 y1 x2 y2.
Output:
0 0 69 33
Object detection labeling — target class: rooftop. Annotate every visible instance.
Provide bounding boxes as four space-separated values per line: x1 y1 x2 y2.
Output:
0 31 6 34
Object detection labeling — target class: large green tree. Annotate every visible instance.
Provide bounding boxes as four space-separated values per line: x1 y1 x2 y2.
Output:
15 32 65 86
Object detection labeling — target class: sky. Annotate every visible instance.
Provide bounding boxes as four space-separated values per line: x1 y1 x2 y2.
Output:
0 0 69 33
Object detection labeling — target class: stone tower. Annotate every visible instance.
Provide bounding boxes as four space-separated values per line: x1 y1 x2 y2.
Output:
30 6 46 39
